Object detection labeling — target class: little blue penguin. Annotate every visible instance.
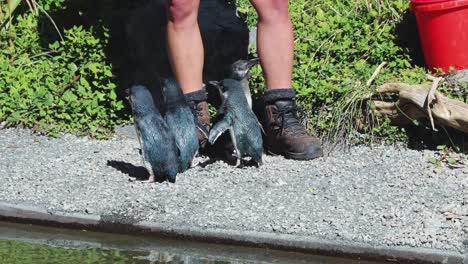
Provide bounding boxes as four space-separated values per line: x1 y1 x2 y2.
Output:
128 85 179 183
208 79 263 166
229 58 260 109
162 78 204 172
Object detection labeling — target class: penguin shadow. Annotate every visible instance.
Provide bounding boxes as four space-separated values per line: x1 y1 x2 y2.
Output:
197 157 219 168
201 135 262 168
106 160 166 183
198 152 261 168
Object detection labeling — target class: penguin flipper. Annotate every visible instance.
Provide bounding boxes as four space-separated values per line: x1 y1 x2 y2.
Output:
258 120 266 135
134 121 159 173
208 117 232 145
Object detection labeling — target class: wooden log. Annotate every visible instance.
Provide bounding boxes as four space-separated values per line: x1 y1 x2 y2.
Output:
374 83 468 134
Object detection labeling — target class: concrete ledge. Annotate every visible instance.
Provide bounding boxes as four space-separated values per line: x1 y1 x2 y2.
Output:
0 202 466 264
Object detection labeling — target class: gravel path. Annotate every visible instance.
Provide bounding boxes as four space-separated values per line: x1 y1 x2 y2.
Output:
0 127 467 254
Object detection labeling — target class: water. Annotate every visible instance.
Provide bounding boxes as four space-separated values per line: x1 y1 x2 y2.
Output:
0 222 386 264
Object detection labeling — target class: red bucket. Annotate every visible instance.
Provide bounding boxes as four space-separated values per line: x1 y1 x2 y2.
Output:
411 0 468 72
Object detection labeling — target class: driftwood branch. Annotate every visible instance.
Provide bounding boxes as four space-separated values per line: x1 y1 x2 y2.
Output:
366 62 388 86
374 82 468 134
426 75 444 131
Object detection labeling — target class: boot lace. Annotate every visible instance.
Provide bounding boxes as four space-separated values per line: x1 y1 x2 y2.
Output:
188 100 210 137
188 101 203 118
275 105 308 137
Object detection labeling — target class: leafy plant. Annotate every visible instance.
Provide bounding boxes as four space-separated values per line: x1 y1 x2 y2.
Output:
0 1 127 138
429 145 465 170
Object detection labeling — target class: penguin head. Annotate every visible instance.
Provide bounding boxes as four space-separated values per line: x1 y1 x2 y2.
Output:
229 58 260 80
129 85 158 115
161 78 188 108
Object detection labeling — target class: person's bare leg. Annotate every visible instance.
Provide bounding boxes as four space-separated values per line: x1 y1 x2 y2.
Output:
249 0 293 90
250 0 323 160
167 0 210 146
167 0 204 94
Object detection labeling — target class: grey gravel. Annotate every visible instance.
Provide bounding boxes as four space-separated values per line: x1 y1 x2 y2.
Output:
0 127 467 254
446 69 468 84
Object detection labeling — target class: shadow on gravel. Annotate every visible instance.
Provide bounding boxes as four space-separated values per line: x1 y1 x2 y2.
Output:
405 125 468 153
106 160 156 182
197 158 219 168
200 146 263 168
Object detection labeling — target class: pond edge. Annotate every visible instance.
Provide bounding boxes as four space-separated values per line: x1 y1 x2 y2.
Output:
0 202 466 264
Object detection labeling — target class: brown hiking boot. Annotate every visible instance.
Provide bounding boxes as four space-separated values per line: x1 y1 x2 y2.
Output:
264 99 323 160
185 88 211 148
187 100 211 147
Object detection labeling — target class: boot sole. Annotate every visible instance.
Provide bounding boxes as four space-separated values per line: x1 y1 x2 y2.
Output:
267 149 323 161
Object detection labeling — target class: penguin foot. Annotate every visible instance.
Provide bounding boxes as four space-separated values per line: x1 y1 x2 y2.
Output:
236 158 262 168
142 175 156 183
190 159 200 168
245 158 262 168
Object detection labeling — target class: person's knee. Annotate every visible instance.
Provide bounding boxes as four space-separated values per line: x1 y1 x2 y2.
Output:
167 0 199 28
250 0 290 23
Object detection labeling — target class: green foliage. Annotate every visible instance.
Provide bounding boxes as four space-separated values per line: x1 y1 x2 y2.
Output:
237 0 429 142
428 145 465 170
39 0 66 10
0 1 127 138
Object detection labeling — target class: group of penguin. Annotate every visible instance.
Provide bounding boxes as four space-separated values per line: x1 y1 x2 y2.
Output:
128 58 263 183
121 0 266 183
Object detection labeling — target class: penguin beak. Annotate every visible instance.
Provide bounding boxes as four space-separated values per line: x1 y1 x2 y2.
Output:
209 81 223 94
246 58 260 69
